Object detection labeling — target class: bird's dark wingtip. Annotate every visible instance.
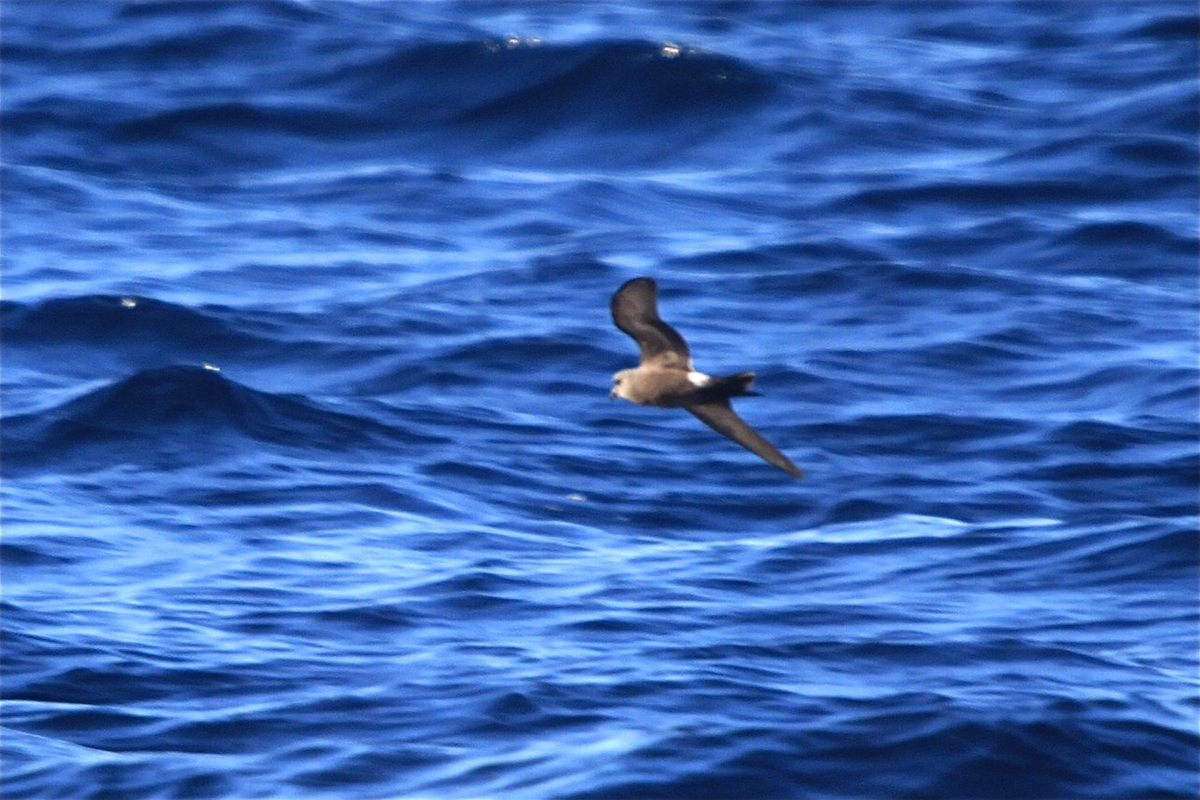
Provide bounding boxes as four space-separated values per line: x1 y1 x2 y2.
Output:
775 457 805 479
614 276 655 296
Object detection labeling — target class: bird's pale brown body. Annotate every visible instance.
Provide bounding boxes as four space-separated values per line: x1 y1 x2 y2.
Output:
609 277 803 478
611 365 755 408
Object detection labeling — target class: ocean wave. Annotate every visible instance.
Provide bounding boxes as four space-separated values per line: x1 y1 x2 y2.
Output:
6 31 779 173
995 132 1198 175
1 365 418 471
2 296 261 354
0 294 407 394
556 711 1198 800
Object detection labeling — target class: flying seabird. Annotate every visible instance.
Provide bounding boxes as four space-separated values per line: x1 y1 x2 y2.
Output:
609 276 804 479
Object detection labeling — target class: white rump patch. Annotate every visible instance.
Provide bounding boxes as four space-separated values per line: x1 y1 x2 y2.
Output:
687 371 713 387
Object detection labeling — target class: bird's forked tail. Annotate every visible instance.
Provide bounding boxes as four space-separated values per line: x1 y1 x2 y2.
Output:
707 371 759 400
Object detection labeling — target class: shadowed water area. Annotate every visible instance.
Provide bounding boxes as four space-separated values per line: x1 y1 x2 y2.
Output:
2 1 1198 798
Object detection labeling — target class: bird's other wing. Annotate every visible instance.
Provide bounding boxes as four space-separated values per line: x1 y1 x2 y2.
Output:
611 277 692 370
687 400 804 479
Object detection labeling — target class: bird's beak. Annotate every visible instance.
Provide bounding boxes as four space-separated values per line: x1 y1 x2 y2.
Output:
608 387 617 400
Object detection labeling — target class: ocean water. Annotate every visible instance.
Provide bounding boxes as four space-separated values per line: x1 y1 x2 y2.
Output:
2 1 1198 798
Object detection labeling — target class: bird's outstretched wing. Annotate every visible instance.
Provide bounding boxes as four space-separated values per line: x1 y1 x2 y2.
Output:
687 400 804 478
611 277 692 370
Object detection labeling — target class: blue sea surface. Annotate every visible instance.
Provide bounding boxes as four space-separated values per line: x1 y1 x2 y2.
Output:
2 2 1198 798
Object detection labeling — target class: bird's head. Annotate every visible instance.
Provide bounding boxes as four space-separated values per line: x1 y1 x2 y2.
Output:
610 369 635 401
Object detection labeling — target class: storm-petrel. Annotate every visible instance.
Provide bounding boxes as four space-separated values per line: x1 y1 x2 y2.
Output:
609 277 804 479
